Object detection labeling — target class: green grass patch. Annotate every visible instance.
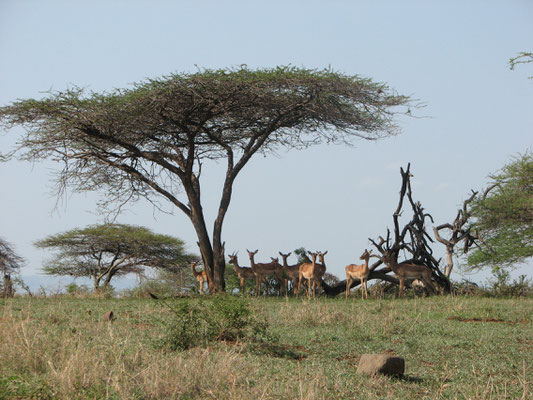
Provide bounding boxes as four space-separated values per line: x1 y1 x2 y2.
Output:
0 295 531 399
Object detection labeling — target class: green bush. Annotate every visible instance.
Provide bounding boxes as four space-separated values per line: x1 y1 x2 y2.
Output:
159 295 273 351
65 282 90 296
487 267 533 297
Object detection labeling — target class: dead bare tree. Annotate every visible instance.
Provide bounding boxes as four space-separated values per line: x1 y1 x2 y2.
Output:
369 164 450 294
433 186 497 277
321 164 450 297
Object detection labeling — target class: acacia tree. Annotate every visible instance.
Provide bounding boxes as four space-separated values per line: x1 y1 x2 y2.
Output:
0 238 24 297
35 224 193 291
0 66 411 292
466 152 533 270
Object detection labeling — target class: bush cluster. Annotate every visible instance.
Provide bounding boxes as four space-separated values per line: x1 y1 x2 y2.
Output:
158 295 274 351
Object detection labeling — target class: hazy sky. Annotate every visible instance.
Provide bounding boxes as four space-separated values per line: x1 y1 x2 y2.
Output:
1 1 532 291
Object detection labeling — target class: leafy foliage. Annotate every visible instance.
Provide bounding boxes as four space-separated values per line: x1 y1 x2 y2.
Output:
293 247 311 264
0 238 24 276
486 267 533 297
35 223 193 291
467 152 533 269
159 295 272 351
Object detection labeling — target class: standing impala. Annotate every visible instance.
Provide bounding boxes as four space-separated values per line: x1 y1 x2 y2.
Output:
190 261 208 294
228 252 256 294
345 249 372 299
381 250 436 297
316 250 328 284
279 251 301 293
296 251 319 299
247 249 287 296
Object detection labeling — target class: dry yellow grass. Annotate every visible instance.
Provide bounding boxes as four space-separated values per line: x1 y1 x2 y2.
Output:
0 296 531 399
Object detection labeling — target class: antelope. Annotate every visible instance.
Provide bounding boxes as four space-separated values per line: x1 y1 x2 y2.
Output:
228 252 256 294
381 250 436 297
278 251 301 293
247 249 287 296
296 251 319 299
345 249 372 299
190 261 208 294
316 250 328 285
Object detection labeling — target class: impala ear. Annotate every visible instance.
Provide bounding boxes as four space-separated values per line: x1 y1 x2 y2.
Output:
323 250 328 256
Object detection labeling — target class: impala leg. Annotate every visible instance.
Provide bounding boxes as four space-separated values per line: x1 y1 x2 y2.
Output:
346 278 351 299
399 278 404 297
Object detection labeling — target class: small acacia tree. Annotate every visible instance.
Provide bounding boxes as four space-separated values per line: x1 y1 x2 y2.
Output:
466 152 533 270
0 66 411 292
35 224 193 292
0 238 24 297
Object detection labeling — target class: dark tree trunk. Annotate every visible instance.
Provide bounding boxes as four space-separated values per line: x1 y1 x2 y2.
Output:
189 202 226 293
3 274 14 298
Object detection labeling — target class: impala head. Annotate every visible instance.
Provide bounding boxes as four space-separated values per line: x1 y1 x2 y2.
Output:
381 249 397 265
279 251 291 259
228 252 238 265
307 251 319 262
360 249 372 260
246 249 258 258
317 250 328 263
270 257 279 263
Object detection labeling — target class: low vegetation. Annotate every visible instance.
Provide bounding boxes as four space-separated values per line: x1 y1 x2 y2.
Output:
0 294 531 399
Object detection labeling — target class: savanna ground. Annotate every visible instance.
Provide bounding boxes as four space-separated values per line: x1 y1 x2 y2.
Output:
0 295 531 399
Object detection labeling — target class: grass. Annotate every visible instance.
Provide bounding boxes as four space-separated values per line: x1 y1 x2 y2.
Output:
0 295 531 399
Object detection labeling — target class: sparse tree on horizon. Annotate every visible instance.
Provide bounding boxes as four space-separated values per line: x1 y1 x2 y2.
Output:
0 238 24 297
0 66 411 292
35 224 193 292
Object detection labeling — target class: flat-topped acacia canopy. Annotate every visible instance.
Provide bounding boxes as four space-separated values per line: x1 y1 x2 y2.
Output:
0 66 411 292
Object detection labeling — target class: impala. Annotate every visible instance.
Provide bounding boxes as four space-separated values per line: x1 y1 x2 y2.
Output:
296 251 319 299
228 252 256 294
345 249 372 299
381 250 436 297
190 261 208 294
247 249 287 296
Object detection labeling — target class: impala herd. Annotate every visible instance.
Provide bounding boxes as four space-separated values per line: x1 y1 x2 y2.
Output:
191 248 437 298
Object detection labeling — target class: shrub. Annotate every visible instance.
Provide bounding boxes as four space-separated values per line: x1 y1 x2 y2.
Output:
159 295 273 351
486 267 533 297
65 282 90 296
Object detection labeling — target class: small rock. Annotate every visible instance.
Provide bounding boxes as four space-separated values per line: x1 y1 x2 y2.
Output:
101 311 115 322
356 354 405 377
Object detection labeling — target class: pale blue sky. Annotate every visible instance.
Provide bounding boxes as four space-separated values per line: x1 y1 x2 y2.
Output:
1 1 532 291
